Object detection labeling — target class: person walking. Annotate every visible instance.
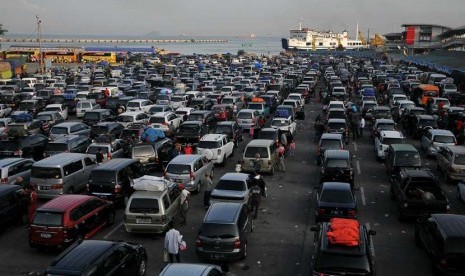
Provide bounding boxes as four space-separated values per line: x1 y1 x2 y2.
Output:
27 184 37 224
289 140 296 157
253 153 261 174
248 180 262 219
277 143 286 172
183 144 193 155
96 148 104 163
359 116 366 138
203 172 213 208
179 184 190 225
164 222 183 263
235 160 242 173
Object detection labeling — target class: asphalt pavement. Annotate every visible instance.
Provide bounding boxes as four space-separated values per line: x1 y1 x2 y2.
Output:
0 83 464 276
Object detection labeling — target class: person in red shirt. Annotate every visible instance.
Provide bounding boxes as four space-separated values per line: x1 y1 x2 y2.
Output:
277 143 286 172
25 184 37 224
183 144 193 155
104 87 110 98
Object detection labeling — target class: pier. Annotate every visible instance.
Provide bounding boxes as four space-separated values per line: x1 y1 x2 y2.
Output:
1 38 229 44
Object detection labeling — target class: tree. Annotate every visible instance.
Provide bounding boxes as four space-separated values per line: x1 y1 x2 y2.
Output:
0 24 7 36
237 49 245 56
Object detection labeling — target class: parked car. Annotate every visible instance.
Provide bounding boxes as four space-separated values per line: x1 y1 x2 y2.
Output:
0 104 12 118
86 139 128 162
311 218 376 275
420 129 456 157
437 145 465 182
165 155 214 192
49 122 91 140
317 133 344 165
29 195 115 248
44 103 68 120
315 182 357 222
196 202 253 261
82 109 115 126
90 122 124 140
0 134 49 160
131 138 175 171
213 121 243 147
148 111 181 137
188 110 217 132
212 104 233 121
0 158 34 184
44 135 92 157
117 111 150 127
319 150 354 187
374 130 405 160
175 121 209 147
210 173 252 205
43 240 147 276
197 134 234 166
159 263 222 276
415 214 465 275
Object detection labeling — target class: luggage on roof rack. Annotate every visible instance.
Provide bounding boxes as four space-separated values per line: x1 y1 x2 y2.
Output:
132 175 173 192
326 218 360 247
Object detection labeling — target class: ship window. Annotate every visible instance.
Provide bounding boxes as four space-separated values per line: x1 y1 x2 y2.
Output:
319 42 323 46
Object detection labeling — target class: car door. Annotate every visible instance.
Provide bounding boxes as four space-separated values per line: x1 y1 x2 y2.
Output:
421 130 432 149
436 147 447 172
223 136 233 157
100 247 132 276
112 141 124 158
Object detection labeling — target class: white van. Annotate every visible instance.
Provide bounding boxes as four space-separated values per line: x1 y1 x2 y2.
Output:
22 78 38 88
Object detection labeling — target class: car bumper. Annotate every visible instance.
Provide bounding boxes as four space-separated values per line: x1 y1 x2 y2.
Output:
238 123 254 130
36 188 64 199
124 222 168 234
196 248 243 261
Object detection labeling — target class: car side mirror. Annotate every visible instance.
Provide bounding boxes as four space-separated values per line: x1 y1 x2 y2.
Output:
368 230 376 236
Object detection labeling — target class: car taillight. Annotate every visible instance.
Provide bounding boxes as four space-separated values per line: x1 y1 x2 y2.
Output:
115 184 122 193
14 150 22 156
233 239 241 249
190 172 195 181
163 170 167 177
1 177 8 184
107 152 112 160
51 184 63 190
162 122 168 126
86 184 89 192
196 238 202 247
348 210 356 217
317 208 325 215
440 258 447 267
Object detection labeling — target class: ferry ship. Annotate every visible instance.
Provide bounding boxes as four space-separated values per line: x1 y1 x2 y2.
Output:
282 23 368 51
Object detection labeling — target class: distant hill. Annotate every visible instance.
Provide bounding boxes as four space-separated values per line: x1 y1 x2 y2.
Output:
144 31 161 38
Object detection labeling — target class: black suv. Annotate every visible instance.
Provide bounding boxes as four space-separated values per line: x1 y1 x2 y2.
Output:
412 114 438 139
90 122 125 140
320 150 354 187
188 110 217 132
43 240 147 276
190 97 214 110
196 202 253 261
315 182 357 222
175 121 208 146
0 134 49 160
415 214 465 275
0 184 24 231
311 219 376 276
214 121 243 147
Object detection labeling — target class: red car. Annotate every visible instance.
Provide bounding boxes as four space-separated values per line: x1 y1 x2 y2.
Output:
29 195 115 249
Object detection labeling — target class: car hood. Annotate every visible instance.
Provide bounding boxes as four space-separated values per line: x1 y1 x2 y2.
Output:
211 189 247 198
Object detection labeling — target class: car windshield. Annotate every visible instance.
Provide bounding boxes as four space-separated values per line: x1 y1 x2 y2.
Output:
157 95 169 101
89 171 116 184
117 115 134 122
188 114 204 121
127 102 141 108
325 159 349 168
167 164 191 174
133 146 154 157
247 103 262 110
19 102 34 110
320 189 354 203
83 112 100 120
434 135 455 143
378 123 396 131
222 98 233 104
393 151 421 166
171 96 184 102
120 129 139 139
315 252 370 274
36 114 52 122
215 125 232 134
150 106 165 113
32 211 63 226
31 167 62 179
87 146 109 154
200 223 238 239
45 143 68 152
320 139 341 148
50 127 68 135
78 102 91 108
237 112 252 119
149 117 165 124
382 138 404 145
91 125 109 135
257 131 276 140
245 146 269 158
216 180 246 191
129 198 159 214
271 119 289 127
198 140 222 149
328 123 346 130
179 124 200 132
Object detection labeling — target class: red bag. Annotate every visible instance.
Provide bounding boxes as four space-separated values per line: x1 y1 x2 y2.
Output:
326 218 360 247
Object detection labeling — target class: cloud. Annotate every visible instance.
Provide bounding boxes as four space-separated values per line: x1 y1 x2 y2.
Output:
20 0 47 13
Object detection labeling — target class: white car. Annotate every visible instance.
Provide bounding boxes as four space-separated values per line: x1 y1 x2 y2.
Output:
175 107 195 122
270 116 296 135
44 103 68 120
374 130 405 160
196 134 234 166
76 100 100 118
170 95 189 109
148 111 181 136
126 99 155 113
0 104 12 118
116 111 150 127
288 93 305 106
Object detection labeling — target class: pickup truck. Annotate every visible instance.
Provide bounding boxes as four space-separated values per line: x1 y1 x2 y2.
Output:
174 121 208 147
390 169 450 221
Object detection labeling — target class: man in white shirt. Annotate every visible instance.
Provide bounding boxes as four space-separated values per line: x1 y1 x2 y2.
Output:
164 222 182 263
359 117 366 137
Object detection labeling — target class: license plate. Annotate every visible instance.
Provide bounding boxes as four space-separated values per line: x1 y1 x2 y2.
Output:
331 210 342 215
136 218 151 224
40 233 52 238
39 186 50 191
211 254 224 260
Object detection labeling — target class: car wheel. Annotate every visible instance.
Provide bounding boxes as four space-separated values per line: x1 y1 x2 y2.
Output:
241 243 247 260
107 211 116 226
137 255 147 276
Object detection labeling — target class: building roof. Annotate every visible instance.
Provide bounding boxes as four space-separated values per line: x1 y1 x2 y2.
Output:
439 26 465 38
383 32 403 40
401 24 451 30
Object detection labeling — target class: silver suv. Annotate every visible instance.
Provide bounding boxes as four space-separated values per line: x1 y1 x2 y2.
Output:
165 154 214 192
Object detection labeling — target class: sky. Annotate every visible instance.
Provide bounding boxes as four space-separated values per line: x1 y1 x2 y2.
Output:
1 0 465 38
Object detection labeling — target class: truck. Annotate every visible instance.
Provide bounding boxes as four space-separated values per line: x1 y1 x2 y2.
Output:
390 169 450 221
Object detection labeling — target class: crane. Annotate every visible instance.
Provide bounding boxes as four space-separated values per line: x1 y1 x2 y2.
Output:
358 31 366 45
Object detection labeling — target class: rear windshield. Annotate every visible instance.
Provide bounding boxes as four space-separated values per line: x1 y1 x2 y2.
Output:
245 146 269 158
222 98 233 104
393 151 421 166
19 102 35 110
32 211 63 226
271 119 290 127
45 143 68 152
328 122 346 130
78 102 91 108
378 123 396 131
31 167 62 179
120 129 139 139
83 112 100 120
89 171 116 184
87 146 109 154
188 114 203 121
149 117 165 124
382 138 404 145
237 112 252 119
91 125 109 135
257 131 276 140
455 154 465 165
117 115 134 122
179 124 200 132
50 127 68 135
320 189 354 203
320 139 341 148
215 180 246 191
198 141 222 149
215 125 231 134
325 159 349 168
247 103 262 110
36 114 52 122
166 164 191 174
434 135 455 143
133 146 154 157
129 198 159 214
200 223 238 238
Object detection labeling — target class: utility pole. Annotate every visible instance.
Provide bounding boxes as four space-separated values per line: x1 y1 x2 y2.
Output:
36 15 44 74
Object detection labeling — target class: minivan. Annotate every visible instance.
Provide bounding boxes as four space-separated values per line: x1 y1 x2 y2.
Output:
165 155 214 192
124 175 181 233
82 109 115 126
87 158 145 205
29 195 115 248
385 144 421 176
31 153 98 199
131 138 175 171
0 158 34 184
241 139 278 174
196 202 253 261
0 184 23 230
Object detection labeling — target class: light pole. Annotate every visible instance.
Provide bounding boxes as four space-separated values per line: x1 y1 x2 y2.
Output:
36 15 44 74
